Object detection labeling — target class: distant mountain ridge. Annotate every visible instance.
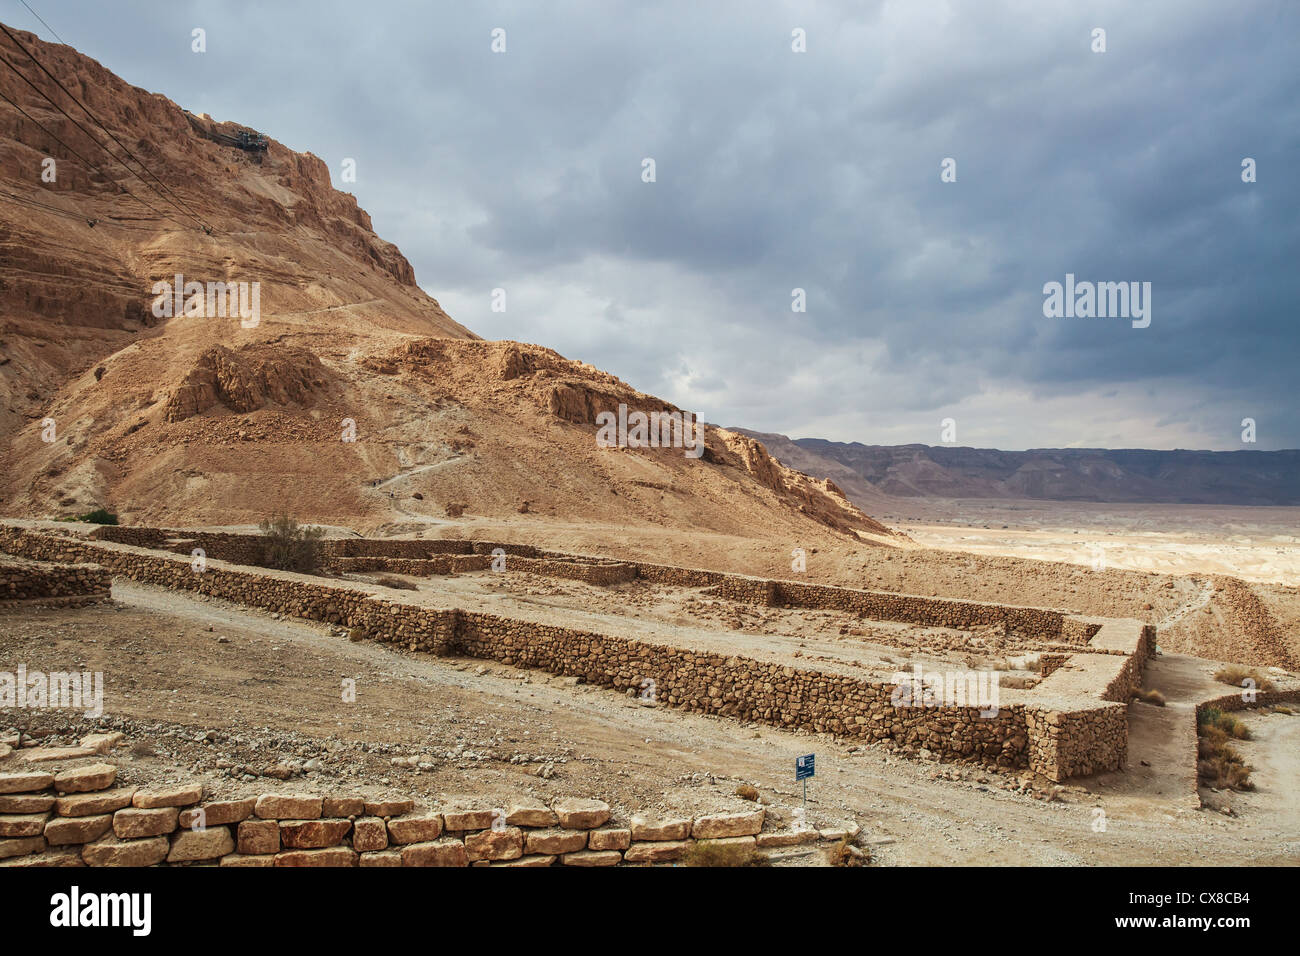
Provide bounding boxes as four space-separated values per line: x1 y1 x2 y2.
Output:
731 431 1300 506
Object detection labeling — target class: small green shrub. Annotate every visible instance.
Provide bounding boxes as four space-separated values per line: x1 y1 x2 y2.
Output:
76 508 118 525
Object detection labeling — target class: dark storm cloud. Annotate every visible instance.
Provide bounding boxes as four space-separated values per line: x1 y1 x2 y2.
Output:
23 0 1298 449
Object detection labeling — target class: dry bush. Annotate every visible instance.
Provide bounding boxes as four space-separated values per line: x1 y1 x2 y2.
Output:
258 514 325 572
1200 707 1252 740
1214 666 1274 692
1135 688 1166 706
829 833 869 867
1197 710 1253 790
734 784 760 802
682 841 769 867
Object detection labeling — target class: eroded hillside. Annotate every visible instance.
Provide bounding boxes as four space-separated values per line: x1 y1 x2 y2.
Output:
0 25 891 544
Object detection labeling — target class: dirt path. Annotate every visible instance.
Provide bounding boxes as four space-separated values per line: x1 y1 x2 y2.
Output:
1156 579 1214 632
1090 653 1217 815
1228 710 1300 850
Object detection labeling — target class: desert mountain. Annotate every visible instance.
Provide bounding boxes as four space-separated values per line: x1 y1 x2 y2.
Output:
735 431 1300 507
0 25 891 544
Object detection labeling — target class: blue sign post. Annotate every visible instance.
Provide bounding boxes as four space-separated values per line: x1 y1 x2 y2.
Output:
795 754 815 815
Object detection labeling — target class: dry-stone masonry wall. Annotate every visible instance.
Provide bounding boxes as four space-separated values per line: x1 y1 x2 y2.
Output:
0 525 1153 781
0 738 808 867
0 558 111 604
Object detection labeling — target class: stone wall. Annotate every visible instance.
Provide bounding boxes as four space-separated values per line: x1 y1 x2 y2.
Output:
0 748 802 868
1021 621 1156 779
330 539 474 558
508 556 637 586
330 555 492 576
0 557 111 604
455 608 1027 762
1194 688 1300 716
1038 654 1071 678
89 526 168 549
1024 702 1130 781
78 530 1079 639
164 533 267 567
0 525 1151 782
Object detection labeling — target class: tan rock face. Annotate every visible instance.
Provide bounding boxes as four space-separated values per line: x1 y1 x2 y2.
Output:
630 819 692 842
401 840 468 867
442 809 497 831
352 817 388 852
562 849 622 867
691 809 765 839
82 834 169 867
163 345 331 423
363 799 414 818
220 853 275 867
0 813 49 837
54 788 136 817
20 746 98 763
79 732 125 755
0 835 47 860
254 794 322 820
524 829 588 856
237 819 280 855
132 784 203 809
386 815 444 844
279 819 352 849
0 847 85 867
275 847 357 867
359 850 403 867
756 831 815 848
552 798 611 829
113 807 179 839
492 854 556 867
0 794 56 813
168 825 235 862
588 828 632 851
45 814 114 845
53 764 117 794
322 797 365 817
505 801 558 828
465 827 524 862
178 798 256 828
624 841 690 863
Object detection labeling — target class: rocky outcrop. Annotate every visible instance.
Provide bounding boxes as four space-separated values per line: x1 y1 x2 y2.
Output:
163 345 330 422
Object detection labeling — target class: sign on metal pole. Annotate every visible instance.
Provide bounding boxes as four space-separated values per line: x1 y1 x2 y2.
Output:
795 754 815 780
796 753 815 815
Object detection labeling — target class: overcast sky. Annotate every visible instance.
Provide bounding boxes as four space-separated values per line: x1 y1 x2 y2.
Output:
22 0 1299 450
